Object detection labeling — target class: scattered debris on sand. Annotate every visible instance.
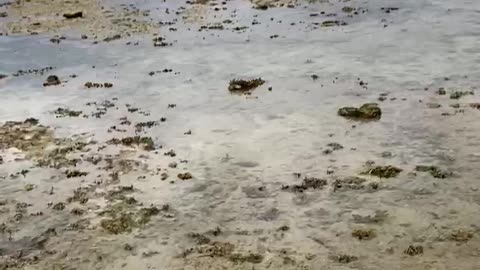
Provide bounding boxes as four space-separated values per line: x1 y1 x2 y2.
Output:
338 103 382 120
228 78 265 95
5 0 158 41
53 107 83 118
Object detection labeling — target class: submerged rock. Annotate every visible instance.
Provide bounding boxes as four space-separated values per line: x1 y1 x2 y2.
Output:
338 103 381 120
228 78 265 94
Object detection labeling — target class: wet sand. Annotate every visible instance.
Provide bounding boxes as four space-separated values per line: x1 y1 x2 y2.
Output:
1 0 480 269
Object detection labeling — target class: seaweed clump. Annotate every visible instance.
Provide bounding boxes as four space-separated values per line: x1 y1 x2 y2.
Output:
228 78 265 95
338 103 381 120
107 136 154 151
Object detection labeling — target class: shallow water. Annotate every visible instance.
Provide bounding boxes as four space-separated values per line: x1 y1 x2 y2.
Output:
1 0 480 269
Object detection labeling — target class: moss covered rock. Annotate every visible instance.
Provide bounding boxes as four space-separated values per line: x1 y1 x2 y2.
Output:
338 103 381 120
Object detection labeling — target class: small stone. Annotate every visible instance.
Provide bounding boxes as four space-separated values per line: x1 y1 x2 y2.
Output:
24 184 35 191
177 172 193 180
52 202 65 211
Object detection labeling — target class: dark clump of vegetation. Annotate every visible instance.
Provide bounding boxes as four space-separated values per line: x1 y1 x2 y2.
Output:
228 78 265 95
107 136 155 151
338 103 381 120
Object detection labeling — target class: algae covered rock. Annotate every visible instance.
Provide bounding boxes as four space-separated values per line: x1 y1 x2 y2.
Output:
338 103 381 120
362 165 402 178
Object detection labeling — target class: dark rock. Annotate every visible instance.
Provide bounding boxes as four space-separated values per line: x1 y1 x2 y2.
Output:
178 172 193 180
43 75 61 87
63 11 83 19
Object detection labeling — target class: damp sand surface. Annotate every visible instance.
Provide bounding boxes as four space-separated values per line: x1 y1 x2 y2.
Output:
1 0 480 269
